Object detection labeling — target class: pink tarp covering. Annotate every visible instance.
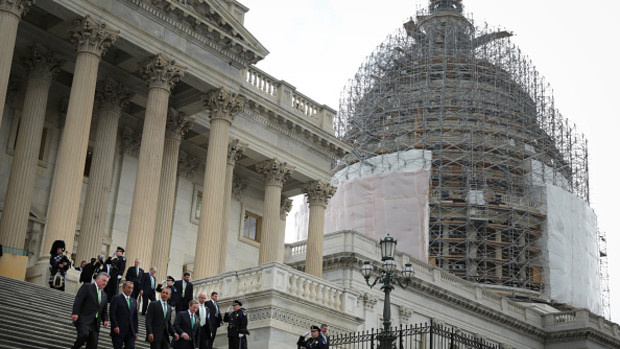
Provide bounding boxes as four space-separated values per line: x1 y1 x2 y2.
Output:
325 170 429 260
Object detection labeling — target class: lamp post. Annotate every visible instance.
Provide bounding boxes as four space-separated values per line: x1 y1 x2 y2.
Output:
361 233 414 349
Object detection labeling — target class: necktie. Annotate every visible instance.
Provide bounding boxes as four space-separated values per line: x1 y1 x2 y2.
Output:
190 313 195 328
96 288 101 318
182 281 186 298
126 296 131 310
162 302 167 318
200 304 206 325
135 266 138 277
213 300 218 315
151 275 155 290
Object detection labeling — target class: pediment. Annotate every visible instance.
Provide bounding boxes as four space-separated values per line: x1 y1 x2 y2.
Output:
150 0 268 65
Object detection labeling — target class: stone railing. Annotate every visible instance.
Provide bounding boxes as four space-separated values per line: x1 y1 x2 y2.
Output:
244 67 277 97
242 66 335 133
285 230 543 327
192 262 355 313
543 309 620 339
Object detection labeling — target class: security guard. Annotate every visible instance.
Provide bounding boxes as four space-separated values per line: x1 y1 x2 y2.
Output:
223 299 249 349
297 325 326 349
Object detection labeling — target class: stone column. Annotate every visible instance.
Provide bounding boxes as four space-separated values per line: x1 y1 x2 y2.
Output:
256 159 294 264
277 196 293 263
0 46 62 251
42 16 118 258
303 180 336 277
76 78 131 264
0 0 33 126
151 108 194 279
218 139 247 273
194 88 245 279
125 54 185 271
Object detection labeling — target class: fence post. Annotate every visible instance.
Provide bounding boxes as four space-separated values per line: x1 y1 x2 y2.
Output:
450 327 454 349
429 320 434 349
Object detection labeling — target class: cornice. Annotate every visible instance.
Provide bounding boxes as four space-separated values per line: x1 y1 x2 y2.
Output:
545 329 620 347
250 305 350 335
124 0 264 66
240 107 349 162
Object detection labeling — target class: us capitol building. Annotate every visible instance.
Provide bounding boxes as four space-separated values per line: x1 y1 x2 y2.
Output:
0 0 618 348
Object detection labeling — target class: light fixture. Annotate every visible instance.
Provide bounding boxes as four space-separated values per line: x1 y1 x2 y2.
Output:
361 260 374 279
379 233 397 260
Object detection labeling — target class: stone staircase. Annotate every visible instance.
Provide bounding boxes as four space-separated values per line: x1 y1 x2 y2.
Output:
0 275 152 349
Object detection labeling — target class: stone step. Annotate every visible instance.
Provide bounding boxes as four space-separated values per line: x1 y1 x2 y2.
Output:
0 276 152 349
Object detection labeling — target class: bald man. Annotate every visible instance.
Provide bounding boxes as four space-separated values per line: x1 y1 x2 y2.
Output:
197 293 212 349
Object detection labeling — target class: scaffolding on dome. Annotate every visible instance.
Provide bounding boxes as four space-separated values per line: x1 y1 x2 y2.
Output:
334 0 590 293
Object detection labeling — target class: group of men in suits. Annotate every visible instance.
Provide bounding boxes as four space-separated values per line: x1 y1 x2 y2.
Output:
71 266 226 349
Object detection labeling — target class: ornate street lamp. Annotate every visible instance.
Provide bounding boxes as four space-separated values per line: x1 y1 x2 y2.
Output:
361 234 415 349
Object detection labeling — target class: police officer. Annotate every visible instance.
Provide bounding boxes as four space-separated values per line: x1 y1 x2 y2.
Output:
297 325 326 349
105 247 126 298
223 300 249 349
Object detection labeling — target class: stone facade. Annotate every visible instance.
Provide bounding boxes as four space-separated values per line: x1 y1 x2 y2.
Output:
0 0 348 284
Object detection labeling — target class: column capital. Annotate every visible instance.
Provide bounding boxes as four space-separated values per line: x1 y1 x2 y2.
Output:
227 139 247 166
95 77 132 113
166 108 194 141
178 150 200 180
141 53 186 91
202 87 246 124
70 15 119 57
255 159 294 187
303 180 336 207
0 0 33 17
121 127 141 157
231 175 247 201
280 196 293 220
22 45 64 82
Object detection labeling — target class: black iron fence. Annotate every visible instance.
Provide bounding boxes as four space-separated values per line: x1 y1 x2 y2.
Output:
330 321 500 349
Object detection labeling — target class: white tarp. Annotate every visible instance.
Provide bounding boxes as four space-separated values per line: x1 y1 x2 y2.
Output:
324 170 430 260
546 184 601 314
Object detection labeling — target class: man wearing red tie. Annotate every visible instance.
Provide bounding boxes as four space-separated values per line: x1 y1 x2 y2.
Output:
173 300 200 349
110 281 139 349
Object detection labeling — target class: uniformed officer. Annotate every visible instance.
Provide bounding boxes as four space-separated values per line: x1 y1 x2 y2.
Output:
297 325 326 349
223 300 249 349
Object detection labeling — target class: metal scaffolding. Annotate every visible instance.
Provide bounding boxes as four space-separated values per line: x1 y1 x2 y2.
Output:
334 0 590 293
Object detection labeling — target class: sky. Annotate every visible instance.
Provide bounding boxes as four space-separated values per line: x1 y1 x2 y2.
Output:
241 0 620 322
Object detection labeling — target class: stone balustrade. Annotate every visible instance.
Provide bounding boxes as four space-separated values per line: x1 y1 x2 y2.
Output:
242 66 335 133
192 261 354 313
245 67 277 97
542 309 620 338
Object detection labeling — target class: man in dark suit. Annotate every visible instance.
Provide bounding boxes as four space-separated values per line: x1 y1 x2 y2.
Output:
145 288 178 349
320 324 330 348
173 300 200 349
197 293 211 349
173 272 193 312
141 266 157 315
71 272 110 349
125 258 144 299
205 292 222 348
110 281 139 349
80 258 97 284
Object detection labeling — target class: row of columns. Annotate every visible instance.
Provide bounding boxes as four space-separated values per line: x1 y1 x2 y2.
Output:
0 11 336 280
